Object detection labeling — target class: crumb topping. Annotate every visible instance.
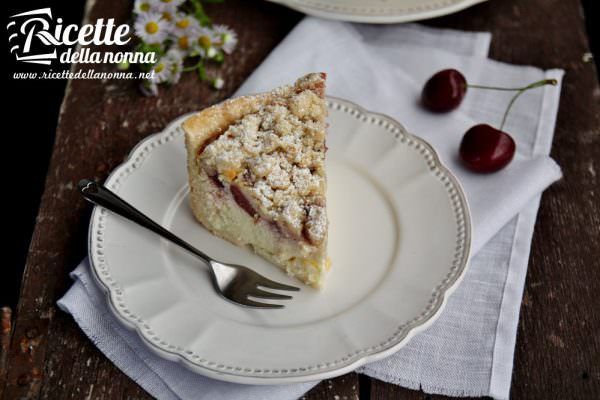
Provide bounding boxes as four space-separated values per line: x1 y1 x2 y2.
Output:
199 73 328 244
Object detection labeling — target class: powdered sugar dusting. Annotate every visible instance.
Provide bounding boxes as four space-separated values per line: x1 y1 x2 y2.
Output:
199 73 328 244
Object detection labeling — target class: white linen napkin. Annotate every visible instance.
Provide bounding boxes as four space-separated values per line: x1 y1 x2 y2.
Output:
58 19 563 400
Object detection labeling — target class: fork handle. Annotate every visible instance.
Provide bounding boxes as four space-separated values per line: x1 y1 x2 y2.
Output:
78 179 212 264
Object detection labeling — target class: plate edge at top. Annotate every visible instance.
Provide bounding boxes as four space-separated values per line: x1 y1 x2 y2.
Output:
87 97 472 384
266 0 489 24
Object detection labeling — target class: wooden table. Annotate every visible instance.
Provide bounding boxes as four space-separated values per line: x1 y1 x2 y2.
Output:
1 0 599 398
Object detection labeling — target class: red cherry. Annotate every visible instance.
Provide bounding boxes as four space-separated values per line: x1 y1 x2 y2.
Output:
459 124 516 173
422 69 467 112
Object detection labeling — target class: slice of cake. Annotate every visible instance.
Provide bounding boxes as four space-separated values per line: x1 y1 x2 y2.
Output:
183 73 330 288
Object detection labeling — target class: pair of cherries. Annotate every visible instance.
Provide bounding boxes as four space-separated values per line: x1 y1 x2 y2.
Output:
421 69 557 172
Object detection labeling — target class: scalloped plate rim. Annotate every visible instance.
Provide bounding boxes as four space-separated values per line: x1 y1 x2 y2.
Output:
87 96 472 384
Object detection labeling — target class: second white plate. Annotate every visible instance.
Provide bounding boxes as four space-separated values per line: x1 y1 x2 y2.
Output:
89 97 471 384
267 0 488 24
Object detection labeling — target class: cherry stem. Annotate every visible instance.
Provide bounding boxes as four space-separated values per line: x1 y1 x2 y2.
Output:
468 78 558 129
498 79 557 130
467 79 557 92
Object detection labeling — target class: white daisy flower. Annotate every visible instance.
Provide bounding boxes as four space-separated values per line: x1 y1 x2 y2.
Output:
195 27 219 53
170 28 198 54
134 12 169 44
134 0 159 14
165 48 185 81
164 47 185 64
192 28 220 59
172 12 200 35
140 80 159 96
167 56 183 84
213 25 238 54
159 9 176 23
154 0 185 13
149 50 184 86
149 58 173 84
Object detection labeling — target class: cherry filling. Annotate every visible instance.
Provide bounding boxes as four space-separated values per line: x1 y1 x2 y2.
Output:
209 174 224 189
225 182 315 245
230 184 257 218
301 224 313 245
294 72 326 97
196 130 226 157
269 220 287 238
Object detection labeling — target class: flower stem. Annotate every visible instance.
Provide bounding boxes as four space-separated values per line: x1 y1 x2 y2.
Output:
183 61 202 72
197 62 207 81
498 79 557 130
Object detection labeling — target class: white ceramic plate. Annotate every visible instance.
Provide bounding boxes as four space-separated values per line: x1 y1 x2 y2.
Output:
88 97 471 384
267 0 488 24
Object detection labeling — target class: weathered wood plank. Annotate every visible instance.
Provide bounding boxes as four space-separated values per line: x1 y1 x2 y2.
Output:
303 373 360 400
370 377 486 399
423 0 600 399
3 0 599 399
0 308 12 399
2 1 300 399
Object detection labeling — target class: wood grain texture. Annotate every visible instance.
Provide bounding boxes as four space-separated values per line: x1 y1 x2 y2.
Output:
424 1 600 399
2 0 599 399
0 308 12 399
1 1 301 399
303 373 360 400
370 377 486 400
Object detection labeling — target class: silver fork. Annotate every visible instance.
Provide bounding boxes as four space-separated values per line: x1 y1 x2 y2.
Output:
78 179 299 309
